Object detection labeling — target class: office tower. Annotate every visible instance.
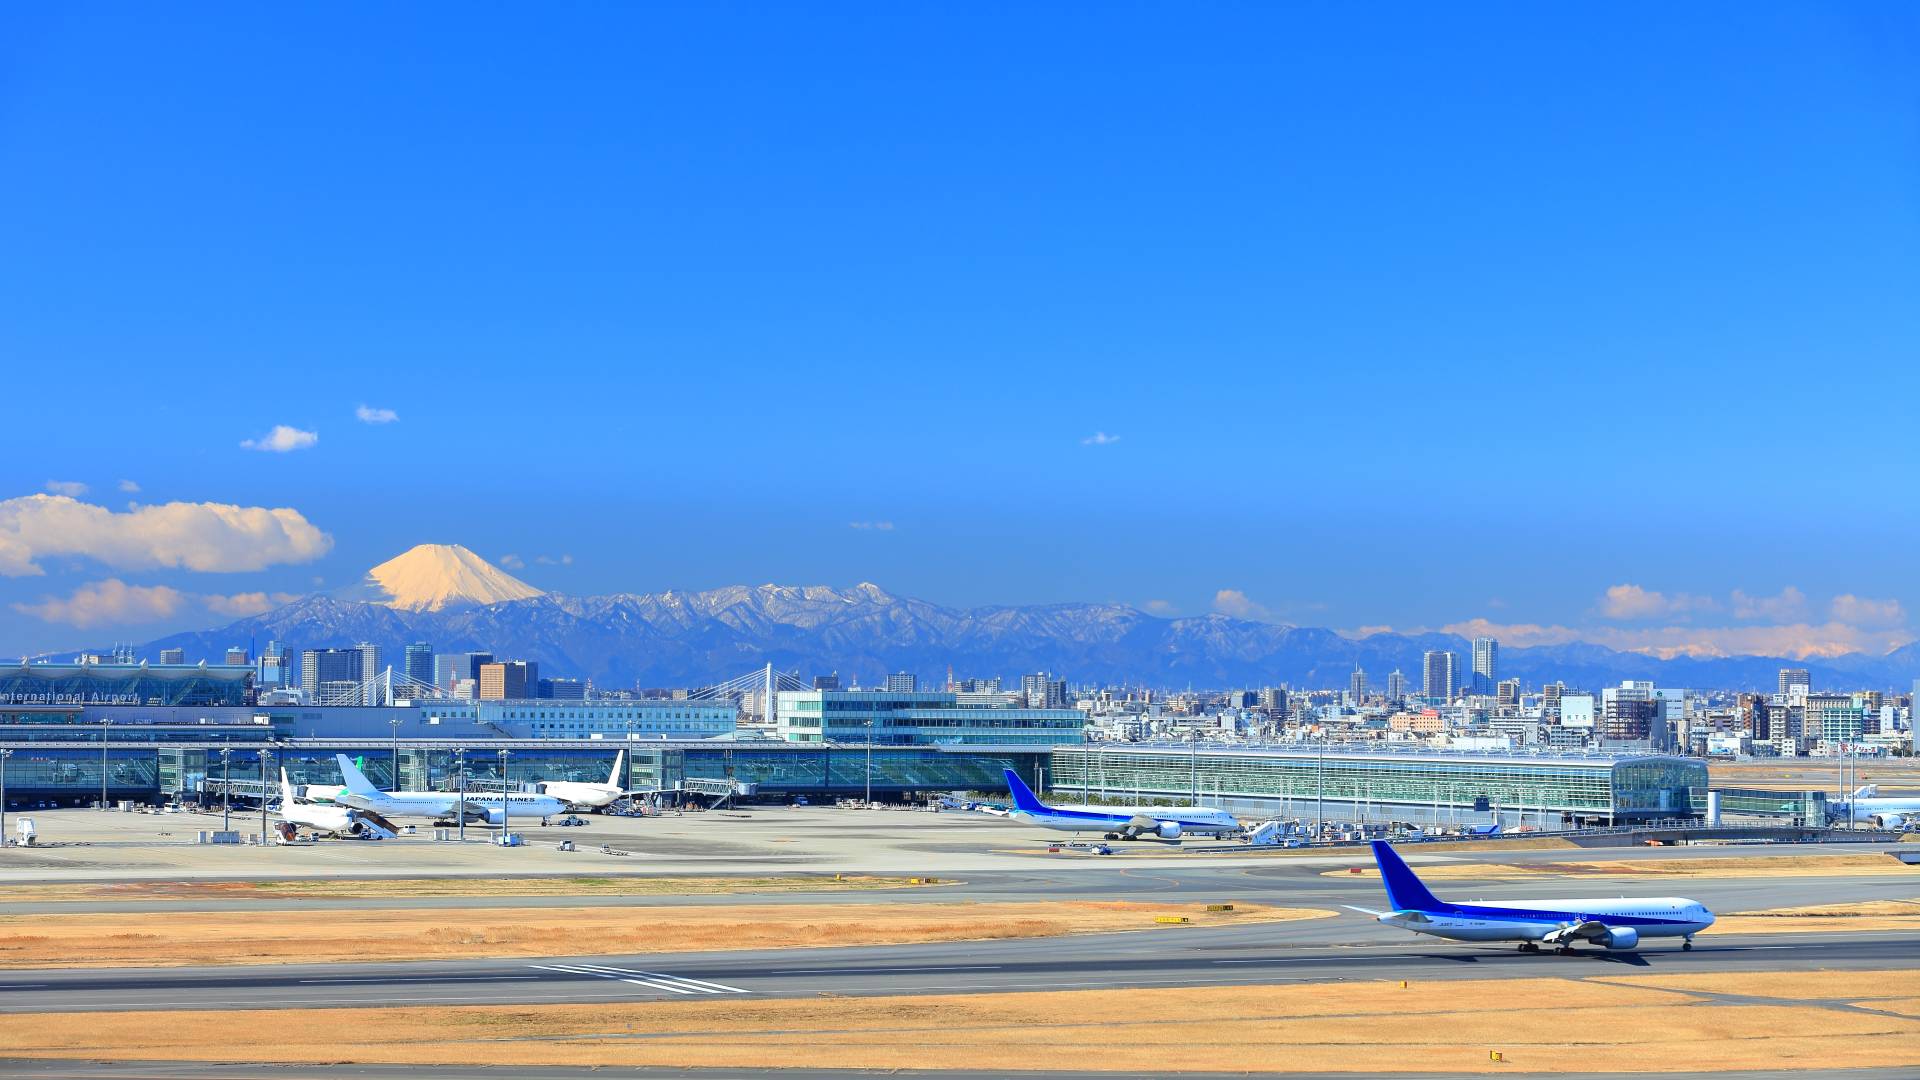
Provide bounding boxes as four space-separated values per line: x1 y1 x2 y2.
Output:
158 647 185 665
1778 668 1810 697
1496 678 1521 709
543 677 586 700
1021 672 1067 709
1471 637 1498 695
301 647 363 699
257 640 291 688
1421 650 1457 701
1542 682 1564 722
812 673 841 691
1384 670 1407 704
1348 665 1367 704
224 647 249 666
479 660 536 700
885 672 918 693
434 651 494 690
1601 680 1657 742
403 642 433 684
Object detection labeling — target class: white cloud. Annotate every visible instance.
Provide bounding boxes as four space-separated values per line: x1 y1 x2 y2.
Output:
1732 586 1809 622
1597 584 1716 620
534 554 574 566
13 579 189 628
848 521 895 531
499 554 526 569
1080 432 1121 446
45 480 88 497
355 405 399 425
117 480 140 494
241 425 318 452
0 494 333 577
1143 599 1177 616
1212 588 1271 621
1830 594 1906 629
203 591 301 618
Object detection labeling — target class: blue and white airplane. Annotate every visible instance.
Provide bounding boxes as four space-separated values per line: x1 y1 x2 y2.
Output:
1000 768 1238 840
1354 840 1715 953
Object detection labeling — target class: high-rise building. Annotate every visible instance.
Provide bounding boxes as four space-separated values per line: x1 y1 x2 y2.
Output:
1778 668 1811 697
542 677 587 700
1496 678 1521 709
1542 682 1564 722
1021 672 1067 709
1348 665 1367 704
158 647 185 665
257 640 291 688
885 672 918 693
301 647 363 700
434 651 494 690
403 642 433 685
478 660 537 700
1421 651 1457 701
1384 670 1407 703
1471 637 1498 695
224 647 249 666
812 673 841 691
1601 680 1657 742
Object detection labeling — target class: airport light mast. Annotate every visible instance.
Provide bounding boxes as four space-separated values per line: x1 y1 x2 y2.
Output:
219 748 232 832
498 747 510 844
0 748 11 846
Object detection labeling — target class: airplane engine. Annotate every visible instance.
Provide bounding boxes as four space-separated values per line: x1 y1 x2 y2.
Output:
481 807 508 826
1156 821 1183 840
1596 926 1639 951
1872 814 1909 832
345 820 370 837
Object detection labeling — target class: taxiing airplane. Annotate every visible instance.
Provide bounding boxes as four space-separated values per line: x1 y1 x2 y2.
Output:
1834 786 1920 831
328 753 568 824
1352 839 1714 953
534 751 646 811
276 768 398 839
1000 768 1238 840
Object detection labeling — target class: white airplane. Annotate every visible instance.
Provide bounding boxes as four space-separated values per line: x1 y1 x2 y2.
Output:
1353 840 1715 953
1834 786 1920 831
275 768 398 840
1001 768 1238 840
326 753 568 824
533 751 645 811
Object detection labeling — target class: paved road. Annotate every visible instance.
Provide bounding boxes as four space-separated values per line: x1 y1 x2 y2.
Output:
2 926 1912 1014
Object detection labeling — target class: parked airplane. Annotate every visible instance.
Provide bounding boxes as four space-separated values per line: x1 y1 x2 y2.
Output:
329 753 568 824
1000 768 1238 840
533 751 645 811
276 768 398 840
1834 786 1920 831
1352 840 1714 953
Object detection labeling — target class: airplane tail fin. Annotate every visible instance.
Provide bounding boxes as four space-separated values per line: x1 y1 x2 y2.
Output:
334 753 380 796
1002 768 1048 814
1854 785 1878 798
1370 840 1442 912
608 750 625 788
280 768 296 807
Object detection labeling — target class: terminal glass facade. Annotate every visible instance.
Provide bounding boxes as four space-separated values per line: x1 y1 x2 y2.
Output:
0 664 254 707
776 691 1084 746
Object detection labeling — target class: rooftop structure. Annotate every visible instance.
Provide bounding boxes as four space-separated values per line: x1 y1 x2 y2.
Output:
775 689 1085 746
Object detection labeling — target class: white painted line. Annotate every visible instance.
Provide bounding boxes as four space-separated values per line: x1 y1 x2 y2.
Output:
776 965 1001 975
579 965 747 994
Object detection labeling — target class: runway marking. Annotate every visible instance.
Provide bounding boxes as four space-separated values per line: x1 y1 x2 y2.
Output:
532 964 748 994
775 965 1002 975
296 976 540 984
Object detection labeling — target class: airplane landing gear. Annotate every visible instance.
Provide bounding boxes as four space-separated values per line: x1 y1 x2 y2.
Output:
1554 945 1575 955
1682 939 1694 951
1517 942 1541 953
1104 833 1120 841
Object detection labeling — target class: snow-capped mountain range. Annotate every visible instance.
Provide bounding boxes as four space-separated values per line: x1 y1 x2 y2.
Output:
128 545 1920 691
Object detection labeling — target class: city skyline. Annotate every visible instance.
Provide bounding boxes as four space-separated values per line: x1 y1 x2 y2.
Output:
4 6 1919 659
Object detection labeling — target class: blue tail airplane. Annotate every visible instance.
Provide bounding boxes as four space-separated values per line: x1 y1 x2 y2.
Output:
1354 840 1714 953
1000 768 1238 841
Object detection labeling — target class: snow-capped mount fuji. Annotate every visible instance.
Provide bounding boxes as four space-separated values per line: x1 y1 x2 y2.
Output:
334 543 546 612
126 546 1918 691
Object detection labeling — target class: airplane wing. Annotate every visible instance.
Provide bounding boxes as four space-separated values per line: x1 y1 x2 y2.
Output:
1125 814 1162 832
1341 905 1388 917
1542 920 1610 944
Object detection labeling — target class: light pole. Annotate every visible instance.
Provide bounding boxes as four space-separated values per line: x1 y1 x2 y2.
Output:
390 716 402 789
220 748 233 832
259 745 271 843
1188 732 1198 806
99 720 111 810
863 719 873 806
454 748 466 843
498 748 510 844
1 748 11 847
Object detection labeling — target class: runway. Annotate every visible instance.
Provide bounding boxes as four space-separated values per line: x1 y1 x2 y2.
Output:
2 926 1912 1013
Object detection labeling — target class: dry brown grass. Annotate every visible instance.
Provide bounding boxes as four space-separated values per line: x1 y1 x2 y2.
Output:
1711 898 1920 934
5 972 1918 1073
0 900 1327 968
1596 968 1920 999
0 874 913 904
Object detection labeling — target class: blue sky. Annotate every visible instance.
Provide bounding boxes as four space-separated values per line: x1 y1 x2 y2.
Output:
1 3 1918 659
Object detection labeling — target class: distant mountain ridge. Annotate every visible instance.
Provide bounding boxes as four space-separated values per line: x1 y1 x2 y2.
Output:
127 548 1920 692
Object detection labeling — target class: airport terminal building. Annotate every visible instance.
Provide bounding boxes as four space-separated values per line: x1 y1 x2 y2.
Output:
1048 743 1708 828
